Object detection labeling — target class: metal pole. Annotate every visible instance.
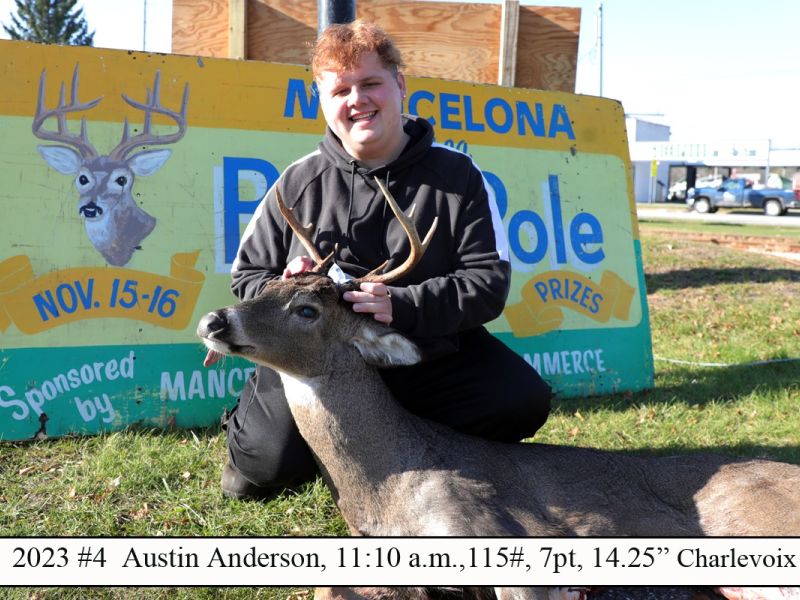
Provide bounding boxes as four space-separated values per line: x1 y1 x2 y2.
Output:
765 138 771 186
143 0 147 51
597 3 604 96
318 0 356 34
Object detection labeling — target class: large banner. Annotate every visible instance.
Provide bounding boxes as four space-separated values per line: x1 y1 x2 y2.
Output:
0 41 653 441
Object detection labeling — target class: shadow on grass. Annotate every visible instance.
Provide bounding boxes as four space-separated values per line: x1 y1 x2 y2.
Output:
646 266 800 292
1 422 226 448
653 360 800 403
555 360 799 411
587 441 800 464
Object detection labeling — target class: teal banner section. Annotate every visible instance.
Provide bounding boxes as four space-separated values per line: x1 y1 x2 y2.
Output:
0 344 249 441
496 324 653 398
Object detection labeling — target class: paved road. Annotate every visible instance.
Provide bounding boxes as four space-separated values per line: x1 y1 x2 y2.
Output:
636 205 800 228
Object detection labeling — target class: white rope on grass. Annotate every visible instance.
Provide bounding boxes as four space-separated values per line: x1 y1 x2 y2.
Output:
654 356 800 368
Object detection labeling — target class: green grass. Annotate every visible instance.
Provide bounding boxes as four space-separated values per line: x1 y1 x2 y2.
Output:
638 217 800 240
3 226 800 598
1 429 343 538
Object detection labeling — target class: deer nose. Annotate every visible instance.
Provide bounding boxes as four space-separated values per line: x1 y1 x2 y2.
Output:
197 311 227 337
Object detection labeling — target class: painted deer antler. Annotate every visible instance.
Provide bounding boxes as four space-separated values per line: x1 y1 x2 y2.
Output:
109 70 189 160
275 177 438 283
32 64 102 159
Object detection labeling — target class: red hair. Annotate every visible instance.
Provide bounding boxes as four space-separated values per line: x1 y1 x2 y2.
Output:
311 20 404 79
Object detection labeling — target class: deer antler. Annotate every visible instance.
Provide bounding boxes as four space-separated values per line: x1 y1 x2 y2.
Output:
109 70 189 161
32 64 101 159
356 177 438 284
274 180 436 282
275 189 334 272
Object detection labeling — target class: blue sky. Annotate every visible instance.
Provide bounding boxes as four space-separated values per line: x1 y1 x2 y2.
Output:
2 0 798 146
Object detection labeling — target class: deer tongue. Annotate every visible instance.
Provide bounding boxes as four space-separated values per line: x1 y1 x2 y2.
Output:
203 349 223 367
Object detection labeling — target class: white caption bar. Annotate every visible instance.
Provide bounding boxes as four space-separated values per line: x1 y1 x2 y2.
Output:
3 538 799 586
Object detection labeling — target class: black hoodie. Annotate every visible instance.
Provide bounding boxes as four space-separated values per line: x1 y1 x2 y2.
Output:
231 115 510 358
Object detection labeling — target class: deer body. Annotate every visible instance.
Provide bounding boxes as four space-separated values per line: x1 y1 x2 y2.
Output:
200 273 800 538
281 342 799 538
198 184 799 600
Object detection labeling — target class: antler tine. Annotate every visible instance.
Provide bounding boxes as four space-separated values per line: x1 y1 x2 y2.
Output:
109 70 189 161
32 65 101 160
275 189 334 273
357 177 438 284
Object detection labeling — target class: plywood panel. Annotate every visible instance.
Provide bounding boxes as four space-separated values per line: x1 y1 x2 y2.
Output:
172 0 229 58
246 0 317 65
357 0 502 84
515 6 580 91
171 0 579 90
245 0 502 84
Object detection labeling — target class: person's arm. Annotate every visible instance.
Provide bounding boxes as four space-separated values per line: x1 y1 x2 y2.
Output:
230 187 289 301
386 166 510 338
205 188 290 368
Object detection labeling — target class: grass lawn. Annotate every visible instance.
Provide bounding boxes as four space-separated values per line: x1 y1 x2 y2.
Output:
2 224 799 598
639 218 800 241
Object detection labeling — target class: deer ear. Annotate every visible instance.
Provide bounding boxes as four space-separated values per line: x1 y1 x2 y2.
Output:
37 145 82 174
128 149 172 176
351 323 422 367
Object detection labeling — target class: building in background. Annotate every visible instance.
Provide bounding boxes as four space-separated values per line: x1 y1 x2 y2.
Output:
626 117 800 203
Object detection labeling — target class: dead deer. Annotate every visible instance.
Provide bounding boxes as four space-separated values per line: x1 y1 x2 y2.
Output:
198 179 800 598
33 65 188 266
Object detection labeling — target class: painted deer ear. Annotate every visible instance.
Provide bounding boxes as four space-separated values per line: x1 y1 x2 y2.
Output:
128 149 172 176
37 145 83 174
350 322 421 367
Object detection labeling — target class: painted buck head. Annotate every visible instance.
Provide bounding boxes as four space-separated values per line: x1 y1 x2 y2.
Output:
33 65 188 266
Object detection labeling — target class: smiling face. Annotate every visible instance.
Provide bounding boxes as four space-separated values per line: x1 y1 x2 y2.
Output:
316 51 408 168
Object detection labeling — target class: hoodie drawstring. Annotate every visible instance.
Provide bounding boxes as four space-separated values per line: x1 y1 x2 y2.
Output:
345 160 356 259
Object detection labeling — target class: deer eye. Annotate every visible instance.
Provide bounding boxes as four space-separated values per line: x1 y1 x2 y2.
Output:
115 176 128 186
78 174 90 186
296 306 318 319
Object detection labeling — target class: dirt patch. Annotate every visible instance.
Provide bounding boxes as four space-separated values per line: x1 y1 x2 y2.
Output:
643 229 800 266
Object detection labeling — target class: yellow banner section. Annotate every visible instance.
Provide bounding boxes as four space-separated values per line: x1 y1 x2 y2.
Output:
0 252 205 334
504 270 635 337
0 40 629 160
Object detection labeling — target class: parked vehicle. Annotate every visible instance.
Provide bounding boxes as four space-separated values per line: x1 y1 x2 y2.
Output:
668 176 723 202
687 178 800 216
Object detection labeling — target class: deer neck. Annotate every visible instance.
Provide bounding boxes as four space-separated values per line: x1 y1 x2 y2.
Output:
278 353 428 504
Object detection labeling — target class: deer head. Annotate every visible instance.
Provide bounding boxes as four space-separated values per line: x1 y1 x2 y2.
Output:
33 65 188 266
197 178 438 377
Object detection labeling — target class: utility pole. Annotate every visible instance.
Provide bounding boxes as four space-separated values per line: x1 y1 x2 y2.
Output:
597 2 604 96
143 0 148 51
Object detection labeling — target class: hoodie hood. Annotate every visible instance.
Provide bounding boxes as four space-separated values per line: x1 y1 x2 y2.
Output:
317 115 436 267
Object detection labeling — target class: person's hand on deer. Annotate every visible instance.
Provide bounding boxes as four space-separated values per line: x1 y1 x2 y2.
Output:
283 255 393 322
342 282 392 324
209 20 552 501
281 255 316 279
